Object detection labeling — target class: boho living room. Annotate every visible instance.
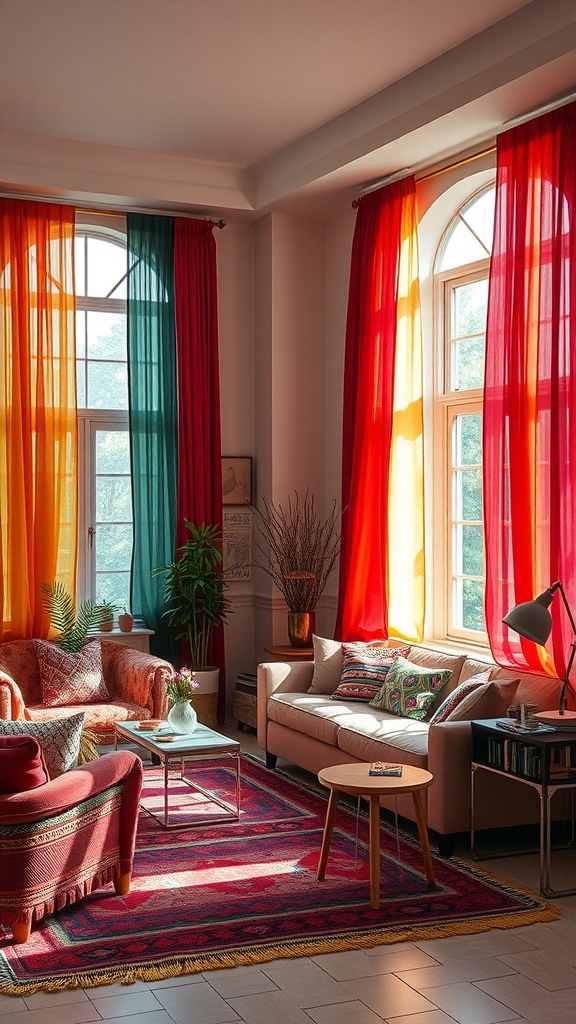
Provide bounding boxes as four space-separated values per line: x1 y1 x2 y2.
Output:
2 3 576 1023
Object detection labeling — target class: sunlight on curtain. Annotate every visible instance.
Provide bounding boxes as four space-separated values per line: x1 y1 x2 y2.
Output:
0 199 77 640
484 100 576 685
336 177 424 642
387 198 425 642
127 214 177 662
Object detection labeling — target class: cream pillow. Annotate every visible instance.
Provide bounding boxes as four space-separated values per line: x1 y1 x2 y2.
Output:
307 636 343 694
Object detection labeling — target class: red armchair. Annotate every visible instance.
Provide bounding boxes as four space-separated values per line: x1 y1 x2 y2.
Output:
0 749 143 944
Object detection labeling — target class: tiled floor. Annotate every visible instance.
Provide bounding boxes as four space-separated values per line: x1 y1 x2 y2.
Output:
1 726 575 1024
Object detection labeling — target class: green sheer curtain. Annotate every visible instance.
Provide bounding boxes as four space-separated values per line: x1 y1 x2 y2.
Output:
127 214 177 661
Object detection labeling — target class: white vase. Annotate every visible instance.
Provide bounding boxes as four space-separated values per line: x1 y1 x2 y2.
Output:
167 700 198 735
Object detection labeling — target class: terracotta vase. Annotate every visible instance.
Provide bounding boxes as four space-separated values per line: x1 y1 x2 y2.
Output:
288 610 315 648
118 613 134 632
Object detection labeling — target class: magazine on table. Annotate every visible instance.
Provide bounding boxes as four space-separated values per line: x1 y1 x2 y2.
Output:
369 762 403 776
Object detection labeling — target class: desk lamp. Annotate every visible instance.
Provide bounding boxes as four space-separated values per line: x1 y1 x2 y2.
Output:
503 581 576 725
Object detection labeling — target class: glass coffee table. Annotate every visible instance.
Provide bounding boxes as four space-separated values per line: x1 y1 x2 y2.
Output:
115 720 241 829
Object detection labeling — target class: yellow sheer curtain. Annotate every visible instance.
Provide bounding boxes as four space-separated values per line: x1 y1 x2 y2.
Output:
387 196 425 641
0 200 77 640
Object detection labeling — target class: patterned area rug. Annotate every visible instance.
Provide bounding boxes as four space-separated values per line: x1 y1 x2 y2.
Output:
0 754 559 994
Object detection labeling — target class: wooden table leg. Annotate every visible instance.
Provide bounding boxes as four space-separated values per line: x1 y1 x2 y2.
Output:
369 794 381 909
412 790 435 886
317 788 338 880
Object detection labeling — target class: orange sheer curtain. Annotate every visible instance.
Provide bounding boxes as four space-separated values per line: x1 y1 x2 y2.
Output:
0 199 77 640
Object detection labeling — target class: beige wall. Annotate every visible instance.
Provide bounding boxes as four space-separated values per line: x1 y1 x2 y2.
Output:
219 208 357 696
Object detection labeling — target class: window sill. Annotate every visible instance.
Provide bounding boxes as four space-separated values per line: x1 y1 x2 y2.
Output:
97 626 154 637
418 637 494 663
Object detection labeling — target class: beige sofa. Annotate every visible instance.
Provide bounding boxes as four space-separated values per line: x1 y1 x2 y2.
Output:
257 644 560 854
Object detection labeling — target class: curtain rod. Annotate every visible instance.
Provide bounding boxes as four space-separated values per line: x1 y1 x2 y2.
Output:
0 191 226 227
352 88 576 207
76 207 227 228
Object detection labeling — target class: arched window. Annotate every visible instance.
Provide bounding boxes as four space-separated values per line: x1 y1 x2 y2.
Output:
433 185 495 643
75 221 132 609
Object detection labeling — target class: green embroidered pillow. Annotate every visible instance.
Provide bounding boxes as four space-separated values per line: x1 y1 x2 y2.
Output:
369 656 452 721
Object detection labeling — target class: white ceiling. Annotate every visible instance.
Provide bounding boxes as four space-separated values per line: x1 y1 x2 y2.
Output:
1 0 576 218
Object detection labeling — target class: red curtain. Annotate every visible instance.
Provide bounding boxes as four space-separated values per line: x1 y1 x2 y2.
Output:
174 219 226 720
484 101 576 689
336 178 416 641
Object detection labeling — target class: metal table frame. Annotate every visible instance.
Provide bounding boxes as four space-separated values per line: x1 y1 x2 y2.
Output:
115 722 241 829
471 760 576 898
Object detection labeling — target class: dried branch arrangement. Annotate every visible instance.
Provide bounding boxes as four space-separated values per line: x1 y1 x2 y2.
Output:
253 490 340 611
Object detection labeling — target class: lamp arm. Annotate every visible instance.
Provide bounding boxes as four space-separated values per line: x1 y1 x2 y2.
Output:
555 581 576 637
559 641 576 715
551 583 576 715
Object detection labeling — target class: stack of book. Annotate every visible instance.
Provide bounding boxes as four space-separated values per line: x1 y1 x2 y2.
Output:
507 702 539 729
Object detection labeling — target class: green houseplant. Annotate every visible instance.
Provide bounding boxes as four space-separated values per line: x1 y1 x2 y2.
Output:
156 520 232 671
40 582 110 652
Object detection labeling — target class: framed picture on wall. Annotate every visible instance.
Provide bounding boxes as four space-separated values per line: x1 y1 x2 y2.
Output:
223 509 252 581
222 456 253 505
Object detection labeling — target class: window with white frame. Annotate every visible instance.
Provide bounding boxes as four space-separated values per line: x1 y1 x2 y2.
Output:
75 222 132 610
433 185 495 644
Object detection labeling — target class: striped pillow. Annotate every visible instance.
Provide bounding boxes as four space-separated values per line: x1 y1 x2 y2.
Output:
331 646 410 702
428 671 491 724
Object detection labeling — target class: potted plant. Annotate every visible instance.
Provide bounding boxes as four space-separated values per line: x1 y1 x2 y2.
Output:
253 490 340 647
118 606 134 633
156 521 232 724
95 600 117 632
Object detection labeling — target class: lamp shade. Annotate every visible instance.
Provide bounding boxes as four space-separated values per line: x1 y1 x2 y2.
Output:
502 590 555 646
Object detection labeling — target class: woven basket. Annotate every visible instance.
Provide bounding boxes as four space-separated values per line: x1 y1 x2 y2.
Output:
190 691 218 729
233 690 257 729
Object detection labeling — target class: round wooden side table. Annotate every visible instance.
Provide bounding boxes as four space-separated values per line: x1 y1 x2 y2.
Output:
263 644 314 661
317 762 435 909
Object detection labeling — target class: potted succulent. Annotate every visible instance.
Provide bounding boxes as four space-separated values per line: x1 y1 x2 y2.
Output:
156 521 232 724
118 606 134 633
95 600 117 632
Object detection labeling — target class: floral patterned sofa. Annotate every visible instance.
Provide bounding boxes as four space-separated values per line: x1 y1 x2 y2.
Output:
0 639 173 745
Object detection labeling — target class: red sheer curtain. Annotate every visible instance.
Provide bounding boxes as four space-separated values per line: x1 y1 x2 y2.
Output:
336 178 415 641
484 100 576 691
173 218 226 720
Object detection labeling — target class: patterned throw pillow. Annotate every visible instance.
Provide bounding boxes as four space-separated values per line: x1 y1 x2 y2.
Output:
0 713 85 777
438 677 520 723
331 646 411 702
34 639 109 707
428 671 491 724
369 656 452 721
307 635 407 695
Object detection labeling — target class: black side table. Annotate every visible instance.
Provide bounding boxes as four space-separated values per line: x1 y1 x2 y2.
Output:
471 718 576 897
